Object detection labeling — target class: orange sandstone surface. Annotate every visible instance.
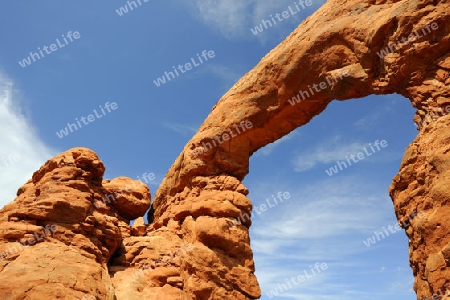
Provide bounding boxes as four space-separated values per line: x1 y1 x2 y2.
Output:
1 0 450 298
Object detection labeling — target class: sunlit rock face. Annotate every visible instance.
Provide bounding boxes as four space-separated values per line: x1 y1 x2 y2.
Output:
0 0 450 299
151 0 450 298
390 114 450 299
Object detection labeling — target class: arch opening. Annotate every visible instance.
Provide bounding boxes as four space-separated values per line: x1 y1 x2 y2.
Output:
246 94 417 299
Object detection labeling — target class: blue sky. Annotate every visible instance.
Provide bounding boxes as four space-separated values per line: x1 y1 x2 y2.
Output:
0 1 418 299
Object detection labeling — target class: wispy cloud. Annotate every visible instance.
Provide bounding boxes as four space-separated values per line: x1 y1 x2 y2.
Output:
291 137 367 172
0 71 56 208
247 176 415 299
162 122 198 136
291 135 401 173
195 63 244 90
354 100 396 129
182 0 326 41
250 0 326 42
185 0 254 39
249 176 388 252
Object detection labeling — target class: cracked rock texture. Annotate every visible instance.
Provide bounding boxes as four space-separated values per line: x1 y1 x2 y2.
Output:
390 114 450 299
0 0 450 299
0 148 144 299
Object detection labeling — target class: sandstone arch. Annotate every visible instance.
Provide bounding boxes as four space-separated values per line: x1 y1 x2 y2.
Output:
0 0 449 299
149 0 450 298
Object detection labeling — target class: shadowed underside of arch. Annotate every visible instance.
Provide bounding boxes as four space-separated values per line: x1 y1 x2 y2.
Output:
148 0 450 298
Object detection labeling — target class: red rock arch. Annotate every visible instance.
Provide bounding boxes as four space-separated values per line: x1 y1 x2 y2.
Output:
0 1 449 299
150 0 450 298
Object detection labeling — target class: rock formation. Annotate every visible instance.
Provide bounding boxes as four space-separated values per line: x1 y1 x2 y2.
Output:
390 113 450 299
0 148 149 299
0 0 449 299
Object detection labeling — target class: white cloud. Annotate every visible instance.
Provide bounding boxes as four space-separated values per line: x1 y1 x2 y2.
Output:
0 71 56 208
194 63 244 91
182 0 327 41
291 135 401 173
162 122 198 136
204 64 242 83
353 97 400 129
249 176 389 253
246 175 414 299
291 137 368 172
186 0 254 39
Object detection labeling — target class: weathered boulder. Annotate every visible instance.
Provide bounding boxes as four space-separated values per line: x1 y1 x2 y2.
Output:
0 148 150 299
